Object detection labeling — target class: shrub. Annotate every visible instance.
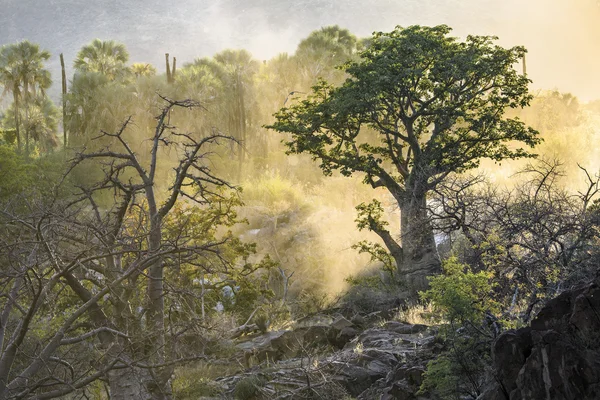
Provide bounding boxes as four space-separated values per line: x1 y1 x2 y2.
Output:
418 257 500 399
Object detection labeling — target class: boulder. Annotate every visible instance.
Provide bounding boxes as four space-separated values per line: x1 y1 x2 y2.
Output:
327 316 360 348
382 321 429 335
480 278 600 400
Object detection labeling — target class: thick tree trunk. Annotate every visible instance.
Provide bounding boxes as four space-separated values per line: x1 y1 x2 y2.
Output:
398 188 441 295
143 190 172 399
109 367 150 400
109 364 172 400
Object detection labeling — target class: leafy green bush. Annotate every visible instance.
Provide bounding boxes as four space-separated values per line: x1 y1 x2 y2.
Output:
422 256 499 325
418 257 499 399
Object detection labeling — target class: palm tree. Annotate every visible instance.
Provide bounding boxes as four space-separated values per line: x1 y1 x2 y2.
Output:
295 25 360 87
65 71 109 142
0 41 52 154
3 94 59 153
74 39 129 81
130 62 157 78
211 50 260 176
0 46 23 151
176 62 222 102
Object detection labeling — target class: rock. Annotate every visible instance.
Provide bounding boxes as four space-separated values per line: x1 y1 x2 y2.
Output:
404 367 425 387
384 382 415 400
329 326 360 348
332 364 377 397
351 314 367 327
382 321 429 334
327 316 360 348
237 325 332 366
491 327 533 395
331 316 354 330
570 284 600 345
227 308 436 400
480 278 600 400
293 313 334 328
301 325 330 347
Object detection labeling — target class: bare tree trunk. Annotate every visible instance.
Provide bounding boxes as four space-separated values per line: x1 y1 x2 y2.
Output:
145 187 172 399
108 362 156 400
60 53 68 148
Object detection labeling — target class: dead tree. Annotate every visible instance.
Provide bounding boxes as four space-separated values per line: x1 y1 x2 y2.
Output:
0 96 251 399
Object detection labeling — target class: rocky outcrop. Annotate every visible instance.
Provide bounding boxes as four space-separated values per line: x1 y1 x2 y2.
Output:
222 316 436 399
235 315 362 366
480 278 600 400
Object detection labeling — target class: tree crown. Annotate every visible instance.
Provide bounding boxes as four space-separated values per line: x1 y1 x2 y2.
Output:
268 25 540 195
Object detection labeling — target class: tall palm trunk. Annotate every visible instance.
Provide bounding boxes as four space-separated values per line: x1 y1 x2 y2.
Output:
12 91 21 152
165 53 171 83
171 57 176 81
236 73 246 179
60 53 68 148
23 81 31 156
24 102 30 156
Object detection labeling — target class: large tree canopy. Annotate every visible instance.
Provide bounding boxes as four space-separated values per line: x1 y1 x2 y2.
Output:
268 25 540 294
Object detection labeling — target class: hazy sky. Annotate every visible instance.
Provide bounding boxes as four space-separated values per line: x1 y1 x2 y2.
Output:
1 0 599 100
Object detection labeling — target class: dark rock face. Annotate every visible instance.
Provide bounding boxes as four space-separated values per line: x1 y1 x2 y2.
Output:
480 279 600 400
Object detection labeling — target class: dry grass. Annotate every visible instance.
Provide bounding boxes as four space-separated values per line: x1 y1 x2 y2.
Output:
394 303 438 326
173 360 240 399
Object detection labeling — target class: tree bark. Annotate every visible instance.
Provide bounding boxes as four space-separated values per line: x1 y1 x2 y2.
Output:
398 186 441 295
108 364 157 400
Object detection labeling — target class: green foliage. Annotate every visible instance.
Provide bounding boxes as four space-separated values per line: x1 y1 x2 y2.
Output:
0 40 52 153
74 39 130 80
344 274 381 288
419 332 493 400
130 62 156 77
295 25 361 87
0 145 34 198
268 25 540 289
355 199 387 232
419 257 499 399
352 240 396 277
270 25 539 183
2 94 59 152
421 256 498 325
